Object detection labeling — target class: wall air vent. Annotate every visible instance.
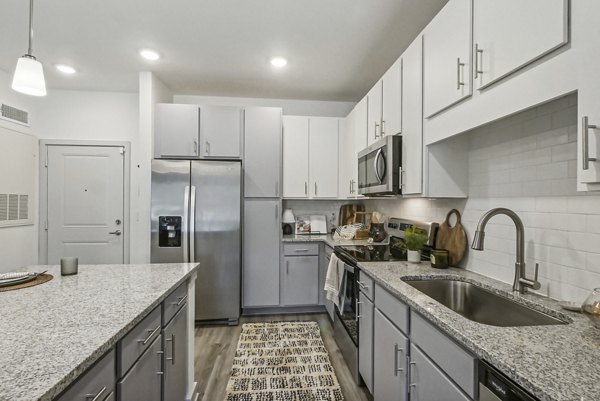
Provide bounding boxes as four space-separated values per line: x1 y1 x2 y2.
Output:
0 103 29 126
0 194 31 226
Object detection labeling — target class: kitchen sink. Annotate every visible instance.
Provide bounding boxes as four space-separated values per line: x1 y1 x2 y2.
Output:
403 279 567 327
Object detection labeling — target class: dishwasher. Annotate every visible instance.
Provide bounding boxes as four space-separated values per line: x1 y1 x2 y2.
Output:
479 360 539 401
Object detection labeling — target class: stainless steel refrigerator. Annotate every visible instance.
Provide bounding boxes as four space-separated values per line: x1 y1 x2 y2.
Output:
151 159 241 324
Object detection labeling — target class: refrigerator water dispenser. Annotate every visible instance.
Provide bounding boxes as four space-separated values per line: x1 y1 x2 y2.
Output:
158 216 182 247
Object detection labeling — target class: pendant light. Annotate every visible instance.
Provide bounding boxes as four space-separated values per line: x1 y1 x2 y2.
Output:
12 0 47 97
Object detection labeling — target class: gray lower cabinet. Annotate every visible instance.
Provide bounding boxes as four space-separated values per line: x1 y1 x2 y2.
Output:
358 292 374 394
409 344 470 401
163 303 188 401
117 335 163 401
55 348 116 401
243 199 280 307
373 309 408 401
283 255 319 305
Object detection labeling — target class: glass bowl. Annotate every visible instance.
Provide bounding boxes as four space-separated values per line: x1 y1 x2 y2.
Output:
582 288 600 329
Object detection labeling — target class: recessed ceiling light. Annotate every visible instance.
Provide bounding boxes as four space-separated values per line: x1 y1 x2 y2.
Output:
56 64 76 74
140 49 160 61
270 57 287 68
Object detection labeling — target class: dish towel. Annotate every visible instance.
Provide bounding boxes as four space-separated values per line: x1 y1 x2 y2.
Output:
325 253 346 313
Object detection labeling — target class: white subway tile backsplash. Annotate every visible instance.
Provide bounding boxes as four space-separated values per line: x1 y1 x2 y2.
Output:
367 94 600 302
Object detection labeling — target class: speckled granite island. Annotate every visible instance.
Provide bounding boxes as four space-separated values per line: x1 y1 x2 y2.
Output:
358 261 600 401
0 263 199 401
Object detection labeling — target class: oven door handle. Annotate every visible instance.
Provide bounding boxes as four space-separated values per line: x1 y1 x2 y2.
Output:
374 148 386 184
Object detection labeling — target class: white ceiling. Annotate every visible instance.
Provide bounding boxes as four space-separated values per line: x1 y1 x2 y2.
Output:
0 0 447 101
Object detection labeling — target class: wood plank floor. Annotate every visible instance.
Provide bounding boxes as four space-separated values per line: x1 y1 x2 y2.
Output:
194 313 372 401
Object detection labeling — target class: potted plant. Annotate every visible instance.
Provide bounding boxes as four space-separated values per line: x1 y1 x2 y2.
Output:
404 226 428 263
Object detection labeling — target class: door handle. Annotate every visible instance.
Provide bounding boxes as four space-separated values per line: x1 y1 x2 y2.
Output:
108 230 121 236
456 58 465 90
582 116 598 170
474 43 483 79
183 186 190 263
166 334 176 365
190 186 196 263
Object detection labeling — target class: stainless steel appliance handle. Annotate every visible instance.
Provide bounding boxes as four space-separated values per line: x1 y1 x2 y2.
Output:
457 58 465 90
183 186 190 263
582 116 598 170
166 334 175 365
85 387 107 401
374 148 386 184
189 186 196 263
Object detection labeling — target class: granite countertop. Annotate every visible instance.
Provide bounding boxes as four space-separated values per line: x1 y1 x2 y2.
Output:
357 262 600 401
282 233 386 248
0 263 200 401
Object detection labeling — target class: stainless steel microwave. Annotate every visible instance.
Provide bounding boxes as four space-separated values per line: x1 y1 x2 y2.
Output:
358 135 402 196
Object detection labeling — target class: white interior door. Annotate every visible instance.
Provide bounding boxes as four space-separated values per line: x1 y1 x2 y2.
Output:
46 145 125 264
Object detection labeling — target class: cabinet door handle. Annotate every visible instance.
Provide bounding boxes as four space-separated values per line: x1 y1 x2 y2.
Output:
294 249 309 252
193 139 198 155
374 122 380 139
275 204 278 221
156 350 164 375
286 260 289 275
305 182 308 196
85 386 107 401
394 344 404 376
474 43 484 79
314 182 318 197
409 357 417 390
138 325 160 345
205 141 210 156
456 58 465 90
355 300 362 321
358 281 369 290
171 294 188 307
582 116 598 170
166 334 176 365
381 120 386 136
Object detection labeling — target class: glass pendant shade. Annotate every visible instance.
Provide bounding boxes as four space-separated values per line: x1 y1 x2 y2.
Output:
12 55 47 97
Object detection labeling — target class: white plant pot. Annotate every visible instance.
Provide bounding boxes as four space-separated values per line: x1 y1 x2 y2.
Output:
407 250 421 263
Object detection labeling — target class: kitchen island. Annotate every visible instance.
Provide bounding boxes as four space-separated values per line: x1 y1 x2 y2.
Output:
0 263 199 401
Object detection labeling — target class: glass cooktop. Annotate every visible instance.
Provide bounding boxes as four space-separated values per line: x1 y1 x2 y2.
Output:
335 243 409 262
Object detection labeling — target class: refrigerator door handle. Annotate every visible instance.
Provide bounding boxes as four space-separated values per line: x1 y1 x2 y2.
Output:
189 186 197 263
183 185 190 263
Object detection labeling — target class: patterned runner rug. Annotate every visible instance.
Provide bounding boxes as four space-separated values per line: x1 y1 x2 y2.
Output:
225 321 344 401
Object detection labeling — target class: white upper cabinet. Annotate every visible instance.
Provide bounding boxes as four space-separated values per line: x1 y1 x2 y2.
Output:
473 0 569 90
401 36 424 195
282 116 309 198
338 116 354 199
355 96 368 153
382 59 402 137
199 106 242 158
244 107 282 198
367 80 383 145
154 103 199 158
423 0 472 118
309 117 339 198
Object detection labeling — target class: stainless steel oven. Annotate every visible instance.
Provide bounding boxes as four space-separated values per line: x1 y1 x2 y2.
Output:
358 135 402 196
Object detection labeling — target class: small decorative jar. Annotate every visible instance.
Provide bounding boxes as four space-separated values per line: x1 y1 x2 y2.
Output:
407 250 421 263
431 249 450 269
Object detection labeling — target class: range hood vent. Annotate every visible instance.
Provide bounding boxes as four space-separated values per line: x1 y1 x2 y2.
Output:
0 103 29 126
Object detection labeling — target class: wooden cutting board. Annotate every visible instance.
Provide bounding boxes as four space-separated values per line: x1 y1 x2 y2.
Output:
338 204 365 226
435 209 467 266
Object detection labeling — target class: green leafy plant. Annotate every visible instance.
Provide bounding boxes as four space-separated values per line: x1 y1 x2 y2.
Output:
404 226 428 251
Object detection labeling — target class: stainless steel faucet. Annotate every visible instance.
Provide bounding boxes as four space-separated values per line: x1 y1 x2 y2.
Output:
471 208 541 294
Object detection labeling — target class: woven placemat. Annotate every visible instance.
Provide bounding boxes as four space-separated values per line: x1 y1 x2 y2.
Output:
0 274 53 292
